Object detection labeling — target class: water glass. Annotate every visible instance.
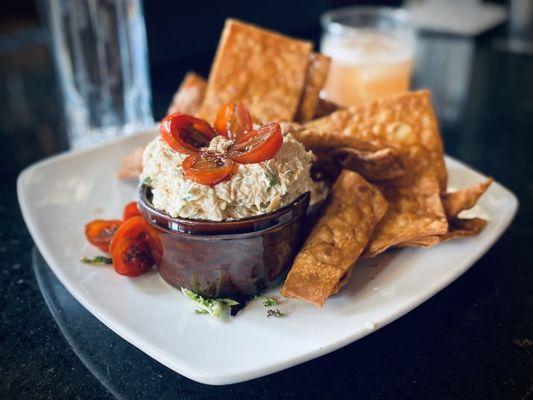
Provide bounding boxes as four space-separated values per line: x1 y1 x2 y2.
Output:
47 0 153 149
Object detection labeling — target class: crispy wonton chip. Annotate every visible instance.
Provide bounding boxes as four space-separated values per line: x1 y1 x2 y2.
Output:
440 217 488 241
281 123 404 182
306 90 447 191
280 170 388 307
314 98 340 119
365 147 448 257
117 146 146 180
305 91 449 255
397 236 441 248
398 179 492 248
443 178 493 219
199 19 312 123
167 71 207 116
295 53 331 123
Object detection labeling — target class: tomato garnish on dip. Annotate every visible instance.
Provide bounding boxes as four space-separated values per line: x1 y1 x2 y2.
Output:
123 201 140 220
183 151 236 186
109 216 154 276
228 123 283 164
214 103 253 139
160 114 216 155
85 220 122 252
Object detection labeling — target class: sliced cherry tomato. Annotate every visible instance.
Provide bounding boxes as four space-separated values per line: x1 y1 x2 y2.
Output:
182 151 235 186
227 123 283 164
85 219 122 252
109 216 147 255
112 235 154 277
123 201 140 220
160 113 216 155
213 103 253 139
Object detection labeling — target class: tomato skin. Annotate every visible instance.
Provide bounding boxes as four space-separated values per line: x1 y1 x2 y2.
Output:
85 220 122 252
227 123 283 164
109 216 147 255
123 201 140 220
112 235 154 277
213 103 253 139
182 151 235 186
160 114 216 155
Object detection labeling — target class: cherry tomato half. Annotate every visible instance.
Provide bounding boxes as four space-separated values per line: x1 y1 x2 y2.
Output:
123 201 140 220
160 113 216 155
112 235 154 277
213 103 253 139
109 216 147 255
227 123 283 164
85 219 122 252
182 151 235 186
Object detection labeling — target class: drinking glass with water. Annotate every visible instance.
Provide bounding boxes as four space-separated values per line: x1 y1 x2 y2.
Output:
47 0 153 149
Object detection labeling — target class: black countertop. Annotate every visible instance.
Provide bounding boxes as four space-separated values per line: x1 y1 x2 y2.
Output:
1 23 532 400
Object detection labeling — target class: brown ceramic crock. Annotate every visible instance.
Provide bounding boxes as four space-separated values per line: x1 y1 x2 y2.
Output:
138 185 310 299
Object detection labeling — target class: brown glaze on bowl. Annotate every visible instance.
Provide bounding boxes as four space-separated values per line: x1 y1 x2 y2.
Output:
138 185 310 299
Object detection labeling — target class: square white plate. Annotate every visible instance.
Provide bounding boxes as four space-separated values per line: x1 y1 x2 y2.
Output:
18 129 518 385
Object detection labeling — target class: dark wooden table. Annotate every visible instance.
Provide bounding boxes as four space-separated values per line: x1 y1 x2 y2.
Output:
1 21 532 400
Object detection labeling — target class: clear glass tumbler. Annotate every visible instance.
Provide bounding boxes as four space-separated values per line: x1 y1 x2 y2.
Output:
46 0 153 149
320 7 415 107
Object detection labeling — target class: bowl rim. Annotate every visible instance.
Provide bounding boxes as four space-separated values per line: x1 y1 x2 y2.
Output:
138 184 310 237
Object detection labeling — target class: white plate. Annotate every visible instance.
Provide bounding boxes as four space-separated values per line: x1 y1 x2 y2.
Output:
18 129 518 385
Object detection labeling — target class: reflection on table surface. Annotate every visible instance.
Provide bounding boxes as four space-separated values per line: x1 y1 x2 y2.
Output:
33 247 218 399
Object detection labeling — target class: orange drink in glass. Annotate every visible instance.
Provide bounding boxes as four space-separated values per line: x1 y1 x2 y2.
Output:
320 7 415 107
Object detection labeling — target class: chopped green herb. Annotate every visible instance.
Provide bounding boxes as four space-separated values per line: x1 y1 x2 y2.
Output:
264 171 279 188
142 176 153 186
250 294 278 307
181 288 239 318
263 297 277 307
266 308 285 318
81 256 112 265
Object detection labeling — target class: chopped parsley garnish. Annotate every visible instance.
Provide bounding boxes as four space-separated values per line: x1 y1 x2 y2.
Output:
250 294 278 307
266 308 285 318
142 176 153 186
263 297 278 307
181 288 239 318
81 256 112 265
264 171 279 188
250 295 287 317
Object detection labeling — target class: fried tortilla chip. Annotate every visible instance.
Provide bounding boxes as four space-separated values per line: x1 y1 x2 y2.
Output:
281 123 404 182
295 53 331 123
330 147 405 182
305 91 449 255
397 236 441 248
199 19 312 123
440 217 488 241
365 147 449 257
314 98 340 119
117 146 146 180
306 90 447 191
280 170 388 307
398 179 492 248
443 178 493 219
167 71 207 116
